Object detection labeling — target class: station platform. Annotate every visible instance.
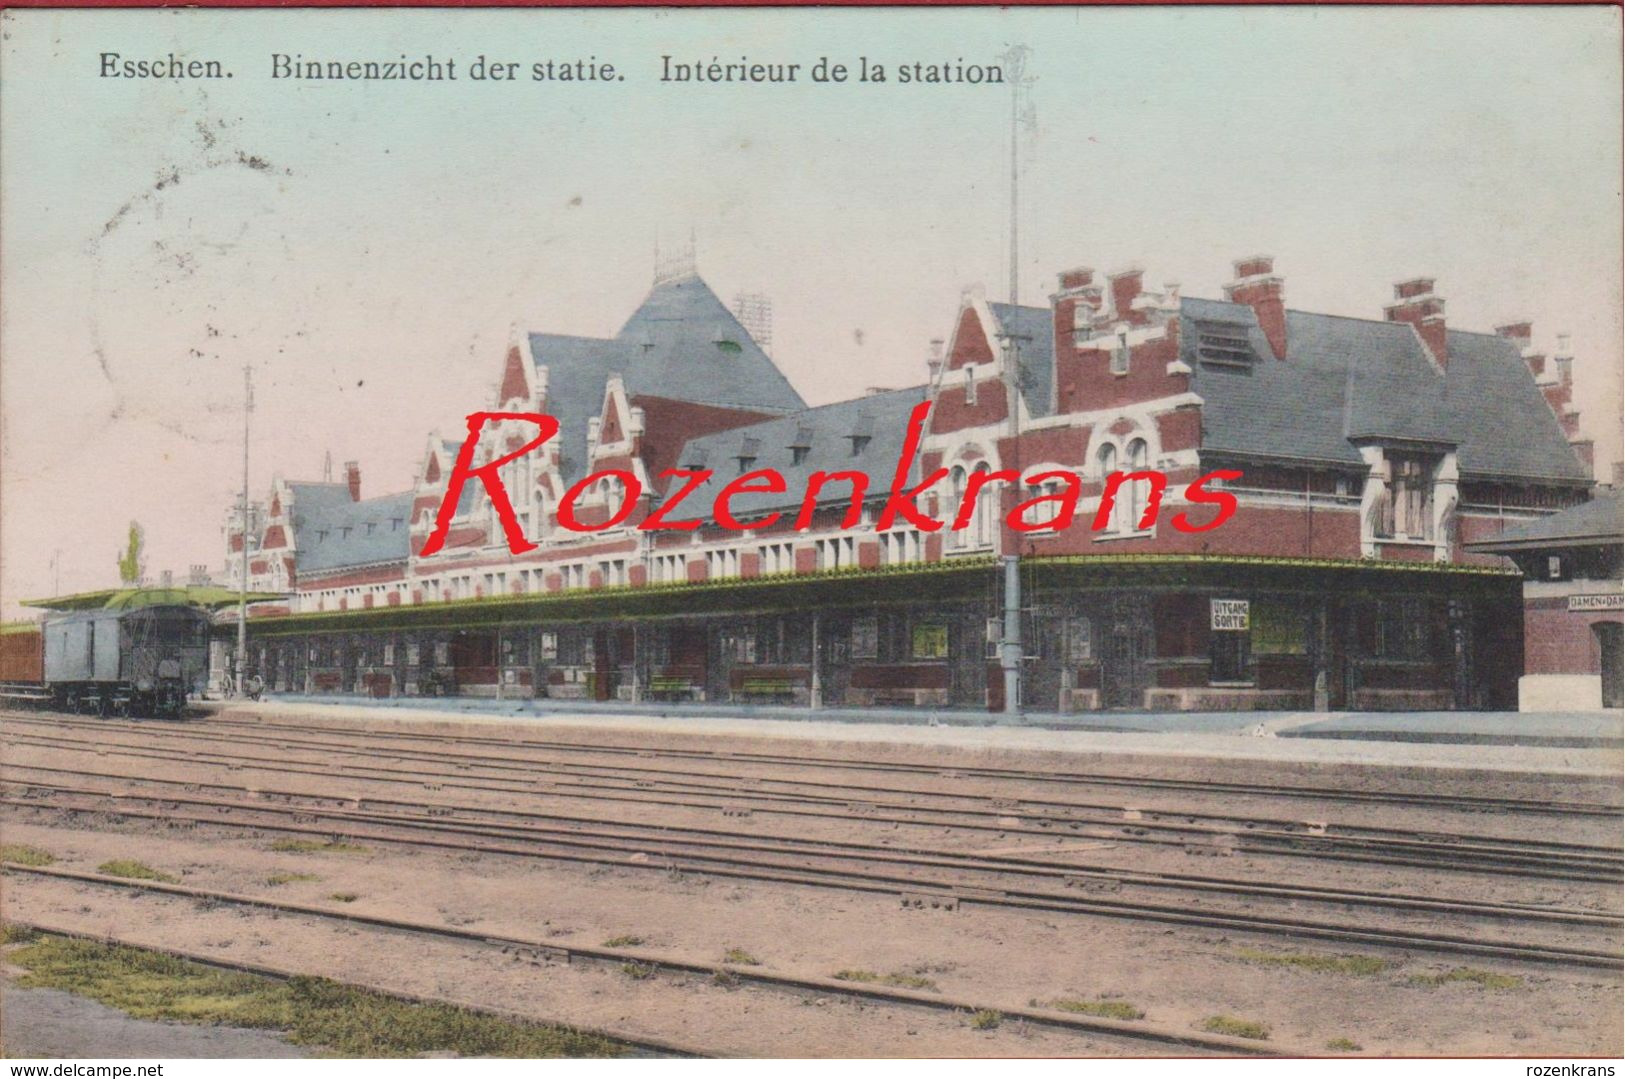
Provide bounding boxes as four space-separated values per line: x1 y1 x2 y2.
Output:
198 695 1624 777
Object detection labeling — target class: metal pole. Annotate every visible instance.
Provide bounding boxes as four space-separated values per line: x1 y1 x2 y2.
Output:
998 45 1030 719
235 364 252 698
810 613 822 709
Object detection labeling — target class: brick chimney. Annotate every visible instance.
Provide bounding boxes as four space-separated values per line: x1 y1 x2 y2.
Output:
344 460 361 502
1495 321 1544 378
1222 255 1287 360
1384 278 1448 368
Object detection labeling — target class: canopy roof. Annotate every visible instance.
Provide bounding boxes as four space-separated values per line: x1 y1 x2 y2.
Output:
21 585 287 612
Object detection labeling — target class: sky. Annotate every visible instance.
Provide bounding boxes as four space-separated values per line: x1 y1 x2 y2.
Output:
2 7 1620 618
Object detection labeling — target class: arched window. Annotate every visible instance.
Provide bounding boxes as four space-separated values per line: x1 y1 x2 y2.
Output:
973 463 996 548
949 466 968 549
1096 442 1120 532
1126 438 1149 530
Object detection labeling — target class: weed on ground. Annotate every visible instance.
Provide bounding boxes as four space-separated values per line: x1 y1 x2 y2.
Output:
97 860 179 884
600 936 644 948
832 969 938 991
1235 948 1392 976
1326 1037 1362 1052
265 873 320 887
722 948 761 966
0 844 56 867
1408 967 1524 990
327 893 359 903
1202 1015 1270 1040
1034 997 1145 1021
969 1009 1002 1030
7 934 624 1057
268 839 369 855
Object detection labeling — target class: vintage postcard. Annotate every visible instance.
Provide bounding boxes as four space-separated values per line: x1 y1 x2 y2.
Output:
0 4 1620 1070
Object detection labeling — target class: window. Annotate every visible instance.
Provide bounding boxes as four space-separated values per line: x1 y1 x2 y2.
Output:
851 616 879 660
1125 439 1150 530
849 435 871 456
1548 555 1564 580
791 446 810 466
964 366 977 406
1374 598 1431 660
1096 442 1120 531
1380 453 1436 541
538 632 559 661
912 623 949 659
1194 321 1256 368
972 464 997 548
948 466 968 549
1252 602 1307 655
1110 328 1131 375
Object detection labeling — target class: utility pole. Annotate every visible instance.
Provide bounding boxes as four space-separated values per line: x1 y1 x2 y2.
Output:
235 363 253 698
50 549 60 598
998 44 1032 719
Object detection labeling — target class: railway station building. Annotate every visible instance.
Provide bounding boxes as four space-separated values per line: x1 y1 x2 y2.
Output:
224 254 1607 713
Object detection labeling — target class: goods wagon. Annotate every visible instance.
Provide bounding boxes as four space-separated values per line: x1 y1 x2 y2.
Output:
0 604 211 717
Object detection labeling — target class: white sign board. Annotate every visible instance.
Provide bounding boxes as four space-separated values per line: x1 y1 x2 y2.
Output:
1211 599 1250 631
1568 594 1624 612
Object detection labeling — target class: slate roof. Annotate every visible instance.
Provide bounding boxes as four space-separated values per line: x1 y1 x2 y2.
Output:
288 483 414 574
665 385 931 519
527 273 806 483
1465 493 1624 551
988 302 1057 418
1180 298 1589 483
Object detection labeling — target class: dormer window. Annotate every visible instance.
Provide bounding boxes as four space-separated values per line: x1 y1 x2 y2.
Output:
789 423 813 466
366 522 377 535
341 526 353 539
1195 321 1256 368
848 414 874 457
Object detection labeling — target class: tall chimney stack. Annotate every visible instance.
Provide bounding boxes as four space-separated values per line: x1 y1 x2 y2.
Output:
344 460 361 502
1384 277 1448 368
1223 256 1287 360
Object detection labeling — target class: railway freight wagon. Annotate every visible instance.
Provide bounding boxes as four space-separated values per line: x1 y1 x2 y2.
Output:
0 604 211 717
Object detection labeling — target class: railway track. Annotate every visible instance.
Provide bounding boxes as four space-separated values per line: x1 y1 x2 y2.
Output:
5 716 1621 883
11 708 1621 819
5 778 1620 969
3 868 1297 1056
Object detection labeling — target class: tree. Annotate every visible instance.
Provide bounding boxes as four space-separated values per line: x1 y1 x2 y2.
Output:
117 522 145 585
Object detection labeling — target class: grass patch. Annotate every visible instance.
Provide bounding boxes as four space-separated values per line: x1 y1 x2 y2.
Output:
0 844 56 867
1202 1015 1270 1041
1235 948 1392 976
618 962 656 981
710 970 739 989
268 839 369 855
1037 997 1146 1021
832 969 938 992
327 893 358 904
7 934 623 1057
969 1009 1002 1030
97 860 179 884
1 924 39 945
722 948 761 966
1408 967 1524 990
1326 1037 1362 1052
265 873 320 887
600 936 644 948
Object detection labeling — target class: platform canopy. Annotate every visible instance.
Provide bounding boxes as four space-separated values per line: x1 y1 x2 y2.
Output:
21 585 287 612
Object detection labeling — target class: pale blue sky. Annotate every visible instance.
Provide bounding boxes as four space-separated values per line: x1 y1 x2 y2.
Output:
2 7 1619 613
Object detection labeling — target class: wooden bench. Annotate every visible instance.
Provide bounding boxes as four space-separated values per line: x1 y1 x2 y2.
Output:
649 676 702 701
738 677 797 701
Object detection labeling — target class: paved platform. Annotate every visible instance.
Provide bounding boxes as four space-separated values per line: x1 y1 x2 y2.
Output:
200 696 1624 777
